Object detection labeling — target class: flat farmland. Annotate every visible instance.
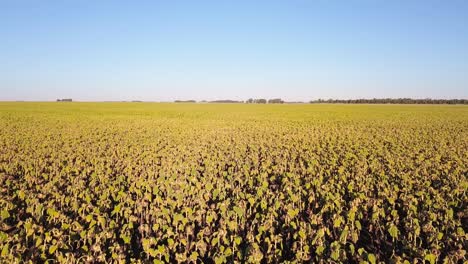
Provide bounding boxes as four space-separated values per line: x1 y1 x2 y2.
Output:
0 103 467 263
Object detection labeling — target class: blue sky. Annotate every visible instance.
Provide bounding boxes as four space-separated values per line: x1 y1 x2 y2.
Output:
1 0 467 101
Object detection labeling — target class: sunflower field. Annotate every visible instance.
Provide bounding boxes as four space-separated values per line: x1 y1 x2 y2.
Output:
0 103 467 263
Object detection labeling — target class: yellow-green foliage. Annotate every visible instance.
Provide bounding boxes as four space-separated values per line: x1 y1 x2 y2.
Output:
0 102 467 263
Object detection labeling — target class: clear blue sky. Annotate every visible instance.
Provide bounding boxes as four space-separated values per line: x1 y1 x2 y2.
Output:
1 0 467 101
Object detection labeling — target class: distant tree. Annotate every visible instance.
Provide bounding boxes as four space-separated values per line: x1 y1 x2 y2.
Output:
254 99 267 104
174 100 196 103
246 98 254 104
209 100 243 103
284 101 304 104
268 98 284 104
57 98 72 102
309 98 468 104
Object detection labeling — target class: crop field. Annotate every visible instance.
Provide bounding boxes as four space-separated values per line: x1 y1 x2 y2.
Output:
0 102 467 263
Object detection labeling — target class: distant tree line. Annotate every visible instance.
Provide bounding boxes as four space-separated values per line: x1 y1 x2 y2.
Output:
174 100 196 103
310 98 468 104
284 101 305 104
171 99 287 104
246 98 266 104
246 98 285 104
168 98 467 105
268 98 284 104
57 98 72 102
209 100 244 103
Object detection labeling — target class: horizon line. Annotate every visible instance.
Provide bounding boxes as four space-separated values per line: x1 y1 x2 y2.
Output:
1 97 468 103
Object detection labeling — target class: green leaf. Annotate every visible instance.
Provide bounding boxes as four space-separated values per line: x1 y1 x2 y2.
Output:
298 230 306 240
142 238 151 251
46 208 58 218
233 206 243 217
340 228 348 242
1 210 10 220
168 238 175 248
206 214 213 224
355 220 362 230
85 214 93 222
368 253 376 264
174 213 184 223
157 245 165 254
425 253 437 264
447 208 453 219
215 255 226 264
331 248 340 260
333 217 342 227
112 204 122 215
1 244 9 257
49 245 58 254
121 234 131 244
357 248 366 255
35 237 43 247
388 224 398 239
17 190 25 200
290 221 297 229
190 251 199 261
287 208 299 218
25 221 34 236
210 237 219 247
315 245 325 255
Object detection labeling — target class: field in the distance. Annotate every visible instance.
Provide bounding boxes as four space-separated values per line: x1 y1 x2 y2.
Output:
0 103 467 263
